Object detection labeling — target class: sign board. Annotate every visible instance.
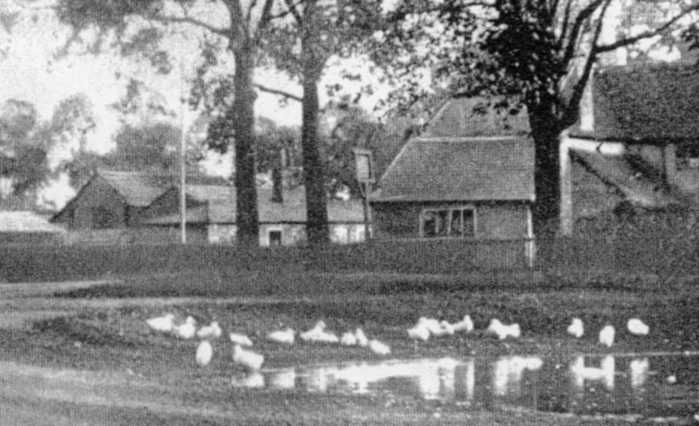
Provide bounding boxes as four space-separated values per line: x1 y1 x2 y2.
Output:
353 148 375 183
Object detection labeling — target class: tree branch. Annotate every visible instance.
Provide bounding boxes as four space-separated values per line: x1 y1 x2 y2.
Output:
283 0 303 24
563 0 612 126
594 4 699 53
561 0 605 65
257 0 276 32
269 0 303 20
254 83 302 102
151 15 228 37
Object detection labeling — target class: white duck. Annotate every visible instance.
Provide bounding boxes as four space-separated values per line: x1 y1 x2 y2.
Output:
300 321 339 343
146 313 175 333
368 339 391 356
599 325 615 347
195 340 213 367
173 316 197 339
627 318 649 336
417 317 442 335
196 321 222 339
267 327 295 345
407 322 430 342
451 315 474 333
232 344 264 371
567 318 584 338
229 332 254 347
487 319 521 340
354 328 369 347
340 331 358 346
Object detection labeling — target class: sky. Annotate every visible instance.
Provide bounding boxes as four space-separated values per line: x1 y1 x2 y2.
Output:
0 0 686 210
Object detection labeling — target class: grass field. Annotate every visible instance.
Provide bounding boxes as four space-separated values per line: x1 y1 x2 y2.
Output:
1 268 698 424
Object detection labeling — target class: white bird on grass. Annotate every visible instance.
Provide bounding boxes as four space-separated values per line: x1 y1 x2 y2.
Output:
407 323 431 342
599 325 615 347
267 328 295 345
196 340 213 367
451 315 474 333
173 316 197 339
229 332 254 347
417 317 442 335
340 331 358 346
567 318 584 338
437 320 455 336
487 319 521 340
197 321 222 339
627 318 649 336
232 344 264 371
300 321 339 344
146 313 175 333
368 339 391 356
354 328 369 347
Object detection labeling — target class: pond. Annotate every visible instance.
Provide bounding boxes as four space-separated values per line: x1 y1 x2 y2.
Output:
231 352 699 418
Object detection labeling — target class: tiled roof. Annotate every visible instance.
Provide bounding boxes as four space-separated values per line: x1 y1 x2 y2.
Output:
0 211 66 233
423 96 530 138
141 186 364 225
571 63 699 141
571 150 682 210
97 170 230 207
371 136 535 202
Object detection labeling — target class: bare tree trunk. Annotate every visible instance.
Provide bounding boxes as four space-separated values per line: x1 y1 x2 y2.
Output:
301 72 330 245
300 0 329 246
233 43 260 247
528 103 565 240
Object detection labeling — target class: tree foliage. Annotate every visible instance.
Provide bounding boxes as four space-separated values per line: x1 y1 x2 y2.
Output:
378 0 699 234
56 0 284 246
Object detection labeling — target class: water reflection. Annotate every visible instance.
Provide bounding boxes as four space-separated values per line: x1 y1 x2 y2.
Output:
230 353 699 417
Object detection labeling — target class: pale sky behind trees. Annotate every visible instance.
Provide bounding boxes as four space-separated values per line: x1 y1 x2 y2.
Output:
0 0 683 209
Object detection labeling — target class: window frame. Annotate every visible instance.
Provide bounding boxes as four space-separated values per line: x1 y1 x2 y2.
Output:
268 229 283 246
419 205 477 239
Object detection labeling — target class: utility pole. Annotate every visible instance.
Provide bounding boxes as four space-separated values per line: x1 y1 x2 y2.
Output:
179 56 187 244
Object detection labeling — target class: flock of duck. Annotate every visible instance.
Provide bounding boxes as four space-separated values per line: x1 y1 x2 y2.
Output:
145 313 650 371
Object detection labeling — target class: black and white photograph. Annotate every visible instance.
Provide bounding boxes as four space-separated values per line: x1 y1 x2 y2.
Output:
0 0 698 424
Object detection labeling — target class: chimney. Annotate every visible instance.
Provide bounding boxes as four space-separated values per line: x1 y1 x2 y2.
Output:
271 148 286 203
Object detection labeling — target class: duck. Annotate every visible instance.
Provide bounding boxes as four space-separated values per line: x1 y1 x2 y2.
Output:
487 319 521 340
173 316 197 339
417 317 442 335
340 331 358 346
407 322 431 342
627 318 649 336
599 325 615 347
146 313 175 333
229 332 254 347
267 327 295 345
567 318 584 338
232 344 264 371
451 315 474 333
195 340 213 367
196 321 222 339
354 328 369 347
368 339 391 356
300 321 339 343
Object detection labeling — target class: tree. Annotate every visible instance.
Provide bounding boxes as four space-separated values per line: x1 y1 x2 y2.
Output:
0 99 51 194
258 0 382 244
378 0 699 236
56 0 283 246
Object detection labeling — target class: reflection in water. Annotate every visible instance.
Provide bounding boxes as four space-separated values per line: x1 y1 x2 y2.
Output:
230 353 699 418
570 355 615 391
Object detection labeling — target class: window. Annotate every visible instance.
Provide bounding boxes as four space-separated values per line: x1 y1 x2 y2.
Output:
420 207 476 238
268 230 282 246
677 144 699 170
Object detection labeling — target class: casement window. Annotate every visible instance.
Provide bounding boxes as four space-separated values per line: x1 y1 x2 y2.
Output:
268 229 283 246
677 144 699 170
420 207 476 238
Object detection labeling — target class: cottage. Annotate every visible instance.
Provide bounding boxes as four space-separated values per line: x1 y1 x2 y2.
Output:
51 169 228 243
369 96 535 265
560 63 699 235
140 184 365 246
